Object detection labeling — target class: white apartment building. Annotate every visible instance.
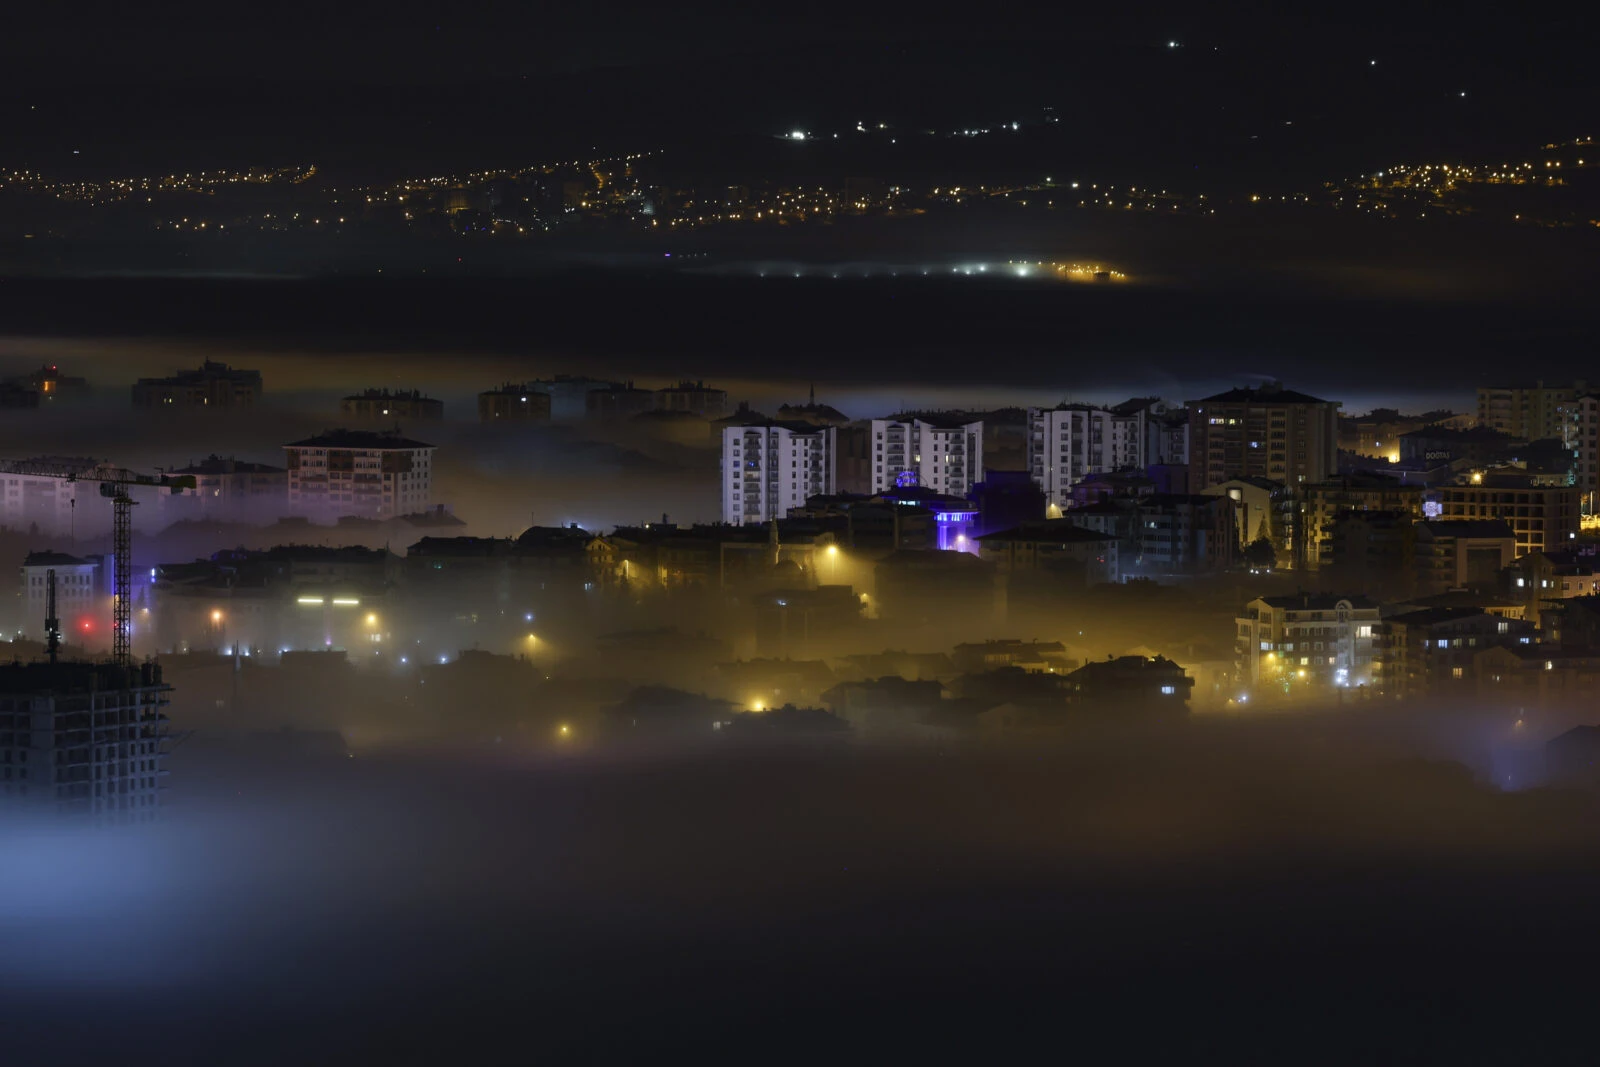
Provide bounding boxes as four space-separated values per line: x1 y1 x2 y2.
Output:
1236 594 1381 693
284 430 434 521
1028 400 1173 510
722 422 837 524
868 417 984 496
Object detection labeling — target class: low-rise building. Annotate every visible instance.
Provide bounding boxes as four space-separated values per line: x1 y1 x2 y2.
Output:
1376 607 1529 699
1472 645 1600 708
820 677 945 732
20 551 106 645
1398 426 1526 467
1236 594 1382 694
1065 654 1193 708
951 640 1074 674
1413 519 1517 595
976 521 1120 585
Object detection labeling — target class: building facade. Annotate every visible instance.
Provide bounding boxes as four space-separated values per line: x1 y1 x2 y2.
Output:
527 376 620 420
1439 480 1580 557
0 660 170 821
21 551 105 645
868 417 984 497
1131 494 1238 575
284 430 435 520
1568 392 1600 513
1299 474 1427 569
131 361 262 408
1236 594 1381 693
478 385 553 422
586 383 656 420
1026 403 1159 510
1187 383 1340 490
161 455 288 520
1478 381 1585 441
656 381 729 419
340 389 443 420
722 422 838 525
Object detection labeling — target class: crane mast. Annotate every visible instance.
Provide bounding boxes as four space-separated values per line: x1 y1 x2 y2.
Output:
44 567 61 664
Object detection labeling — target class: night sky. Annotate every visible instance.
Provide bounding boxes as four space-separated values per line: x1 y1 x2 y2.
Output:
4 3 1594 177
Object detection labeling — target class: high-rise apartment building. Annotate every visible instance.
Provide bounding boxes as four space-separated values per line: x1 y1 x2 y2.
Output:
1438 478 1580 557
131 361 262 408
478 385 552 422
284 430 435 520
162 455 288 518
1568 392 1600 511
340 389 443 420
868 416 984 496
656 381 729 419
1478 381 1586 441
0 660 170 821
1026 399 1174 509
721 422 837 525
1187 383 1340 490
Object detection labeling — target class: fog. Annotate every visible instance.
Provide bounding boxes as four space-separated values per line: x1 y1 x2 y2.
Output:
5 711 1600 1064
4 273 1600 1062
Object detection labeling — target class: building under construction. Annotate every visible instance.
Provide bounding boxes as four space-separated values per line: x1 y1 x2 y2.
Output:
0 462 191 821
0 659 171 820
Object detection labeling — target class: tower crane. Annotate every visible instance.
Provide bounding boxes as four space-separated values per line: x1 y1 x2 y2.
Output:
0 460 194 665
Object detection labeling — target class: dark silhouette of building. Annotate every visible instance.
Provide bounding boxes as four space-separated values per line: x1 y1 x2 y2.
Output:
132 361 262 408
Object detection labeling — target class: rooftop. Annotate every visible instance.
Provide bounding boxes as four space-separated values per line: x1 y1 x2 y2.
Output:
169 454 286 476
1197 384 1331 406
0 659 166 696
883 412 982 429
1254 594 1379 611
342 388 437 402
285 430 434 450
1385 607 1495 627
22 551 92 568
